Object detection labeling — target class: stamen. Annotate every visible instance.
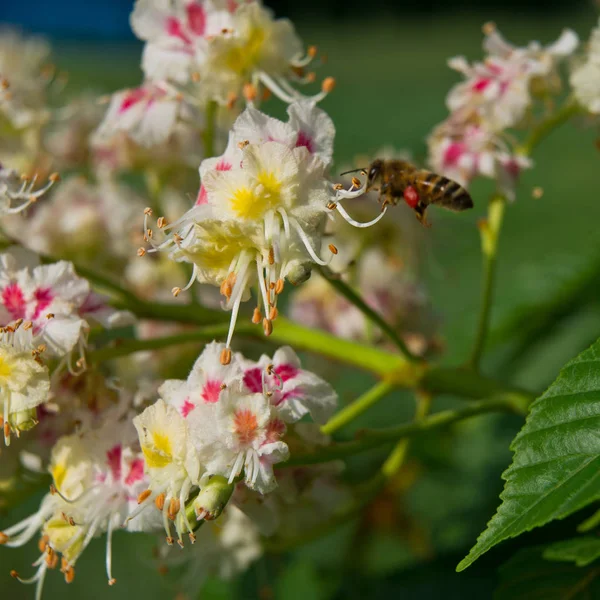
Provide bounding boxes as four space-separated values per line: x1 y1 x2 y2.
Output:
290 218 329 266
335 203 388 228
105 518 115 586
328 244 338 255
252 307 262 324
155 493 166 511
220 347 232 366
263 318 273 336
137 490 151 504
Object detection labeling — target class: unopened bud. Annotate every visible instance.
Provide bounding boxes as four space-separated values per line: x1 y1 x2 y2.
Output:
192 475 234 521
287 263 312 286
9 408 38 433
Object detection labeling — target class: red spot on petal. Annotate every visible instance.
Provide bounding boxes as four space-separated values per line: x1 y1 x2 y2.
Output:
186 3 206 36
443 142 466 167
195 185 208 205
274 364 298 383
165 17 192 44
106 445 122 482
119 88 146 113
181 399 196 417
201 379 222 404
403 186 419 209
265 418 285 443
472 78 491 93
32 287 53 320
216 159 232 171
243 368 263 393
227 0 238 13
296 131 314 153
2 283 26 320
233 409 258 445
125 459 145 485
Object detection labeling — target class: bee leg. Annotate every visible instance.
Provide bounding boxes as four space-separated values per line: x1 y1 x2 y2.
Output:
415 206 431 228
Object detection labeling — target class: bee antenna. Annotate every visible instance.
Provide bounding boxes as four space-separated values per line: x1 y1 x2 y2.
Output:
339 167 368 177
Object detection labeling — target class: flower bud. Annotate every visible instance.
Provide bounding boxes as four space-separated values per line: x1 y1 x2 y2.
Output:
287 263 312 286
192 475 235 521
9 408 38 433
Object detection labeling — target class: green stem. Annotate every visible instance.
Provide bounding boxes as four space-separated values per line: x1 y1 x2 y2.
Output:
202 100 218 158
317 266 420 362
284 395 523 467
321 380 395 436
518 98 580 156
470 195 506 369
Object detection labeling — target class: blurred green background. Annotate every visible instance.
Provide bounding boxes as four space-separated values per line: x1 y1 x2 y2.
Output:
1 3 600 599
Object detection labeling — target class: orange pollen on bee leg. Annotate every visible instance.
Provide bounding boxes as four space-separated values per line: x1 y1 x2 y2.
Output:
233 409 258 445
220 347 232 365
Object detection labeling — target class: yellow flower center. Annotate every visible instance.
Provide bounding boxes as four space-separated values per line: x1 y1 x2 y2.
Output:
224 26 266 74
229 171 281 220
142 430 173 469
0 353 13 381
51 462 67 491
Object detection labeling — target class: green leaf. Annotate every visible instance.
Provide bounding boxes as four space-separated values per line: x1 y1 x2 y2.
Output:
495 546 600 600
544 536 600 567
579 508 600 533
458 338 600 571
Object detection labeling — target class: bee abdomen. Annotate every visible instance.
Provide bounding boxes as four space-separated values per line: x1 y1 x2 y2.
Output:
416 173 473 212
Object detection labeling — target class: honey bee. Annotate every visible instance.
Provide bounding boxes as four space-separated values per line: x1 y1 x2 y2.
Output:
342 159 473 224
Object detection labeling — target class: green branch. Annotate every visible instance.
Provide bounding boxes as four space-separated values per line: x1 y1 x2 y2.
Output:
284 395 523 467
317 266 421 362
518 98 581 156
321 380 395 435
470 195 506 369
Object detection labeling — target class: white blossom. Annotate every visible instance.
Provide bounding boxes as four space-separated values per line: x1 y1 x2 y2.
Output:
0 404 156 596
570 19 600 114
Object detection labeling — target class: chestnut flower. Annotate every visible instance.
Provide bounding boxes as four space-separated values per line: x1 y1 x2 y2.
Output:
0 404 156 597
130 0 331 105
143 103 386 356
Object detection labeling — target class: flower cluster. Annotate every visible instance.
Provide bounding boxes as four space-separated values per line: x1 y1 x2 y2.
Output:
131 341 336 545
0 401 156 597
427 23 578 199
94 0 333 151
144 102 385 358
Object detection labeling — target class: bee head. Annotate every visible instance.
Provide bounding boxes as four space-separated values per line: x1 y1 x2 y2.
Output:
366 159 384 191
